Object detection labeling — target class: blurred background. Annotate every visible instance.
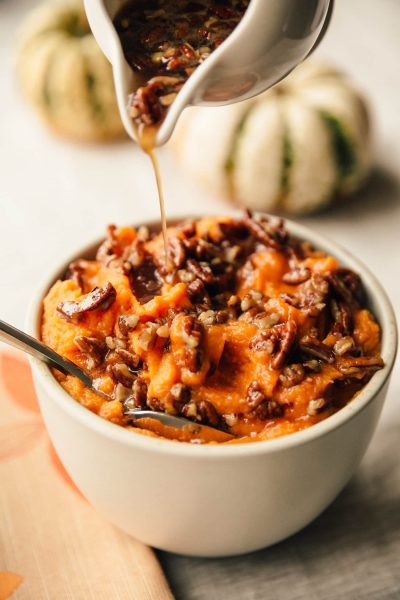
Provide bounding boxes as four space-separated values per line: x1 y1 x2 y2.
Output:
0 0 399 398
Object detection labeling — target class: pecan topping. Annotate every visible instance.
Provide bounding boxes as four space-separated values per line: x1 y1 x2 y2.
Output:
111 363 136 387
114 348 141 369
282 266 311 285
187 259 214 284
186 278 211 306
168 236 186 269
181 399 219 426
279 363 305 388
180 315 204 373
118 314 140 337
243 209 288 251
250 321 297 369
255 400 284 420
123 379 148 411
330 299 353 336
299 336 334 363
57 283 116 321
73 336 106 370
307 397 326 416
65 259 87 289
55 214 384 443
326 272 355 306
336 356 384 376
170 383 191 411
197 400 219 426
246 381 266 409
333 336 355 357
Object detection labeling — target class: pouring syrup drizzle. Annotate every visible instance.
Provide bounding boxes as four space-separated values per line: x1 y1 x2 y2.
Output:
134 123 170 267
114 0 250 268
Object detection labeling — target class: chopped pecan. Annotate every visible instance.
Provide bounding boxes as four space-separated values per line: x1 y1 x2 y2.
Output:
256 400 284 420
168 236 186 269
111 363 136 387
187 259 214 284
125 238 145 268
307 397 326 416
181 399 219 426
130 379 148 409
299 336 334 363
118 314 140 336
197 400 219 426
327 272 356 306
271 320 297 369
243 209 288 251
114 348 141 369
246 381 266 409
114 383 132 402
282 266 311 285
138 323 158 351
279 363 305 388
186 278 211 306
65 259 87 289
96 224 119 264
330 299 353 336
170 383 191 411
333 336 355 357
73 336 105 370
57 283 116 321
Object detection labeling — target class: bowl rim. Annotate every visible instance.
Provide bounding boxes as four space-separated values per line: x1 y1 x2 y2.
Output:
27 213 398 458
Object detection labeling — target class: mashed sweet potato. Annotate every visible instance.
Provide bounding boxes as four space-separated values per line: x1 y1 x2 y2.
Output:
41 213 383 444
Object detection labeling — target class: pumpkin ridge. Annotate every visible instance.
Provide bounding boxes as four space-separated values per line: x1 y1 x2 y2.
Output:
41 43 65 110
279 128 293 198
320 111 357 182
224 103 258 200
84 67 104 122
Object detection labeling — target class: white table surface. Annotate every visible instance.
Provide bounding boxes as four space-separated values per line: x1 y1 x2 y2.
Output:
1 2 399 416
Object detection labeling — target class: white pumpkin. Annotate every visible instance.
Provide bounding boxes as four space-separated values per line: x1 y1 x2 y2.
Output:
171 61 372 214
16 0 125 142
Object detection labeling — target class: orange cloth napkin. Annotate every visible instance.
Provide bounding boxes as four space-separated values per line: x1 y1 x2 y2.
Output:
0 351 174 600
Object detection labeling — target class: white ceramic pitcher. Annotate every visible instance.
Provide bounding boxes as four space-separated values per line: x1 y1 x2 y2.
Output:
84 0 334 146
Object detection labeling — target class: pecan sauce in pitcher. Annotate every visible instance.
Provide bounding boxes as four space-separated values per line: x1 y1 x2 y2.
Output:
113 0 250 262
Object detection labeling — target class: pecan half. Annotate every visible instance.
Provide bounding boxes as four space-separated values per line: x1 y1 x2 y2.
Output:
57 283 116 321
168 236 186 269
336 356 384 376
65 259 88 289
299 335 334 363
243 209 287 251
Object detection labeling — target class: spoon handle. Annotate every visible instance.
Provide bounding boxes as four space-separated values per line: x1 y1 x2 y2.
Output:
0 319 92 388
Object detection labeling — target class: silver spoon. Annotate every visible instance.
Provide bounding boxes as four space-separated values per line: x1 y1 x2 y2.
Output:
0 319 233 442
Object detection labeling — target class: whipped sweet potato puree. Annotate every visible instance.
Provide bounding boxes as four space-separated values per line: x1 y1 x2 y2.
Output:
41 213 383 444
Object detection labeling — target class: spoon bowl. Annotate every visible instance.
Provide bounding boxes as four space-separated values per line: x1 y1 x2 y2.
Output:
0 319 232 442
84 0 334 146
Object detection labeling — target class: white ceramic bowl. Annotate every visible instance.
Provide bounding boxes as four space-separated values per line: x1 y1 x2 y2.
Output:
27 216 397 557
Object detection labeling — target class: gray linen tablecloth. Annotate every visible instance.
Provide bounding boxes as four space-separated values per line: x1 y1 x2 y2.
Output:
159 422 400 599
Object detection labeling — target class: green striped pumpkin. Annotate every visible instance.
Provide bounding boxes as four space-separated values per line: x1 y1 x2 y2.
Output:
172 62 372 214
17 0 125 142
